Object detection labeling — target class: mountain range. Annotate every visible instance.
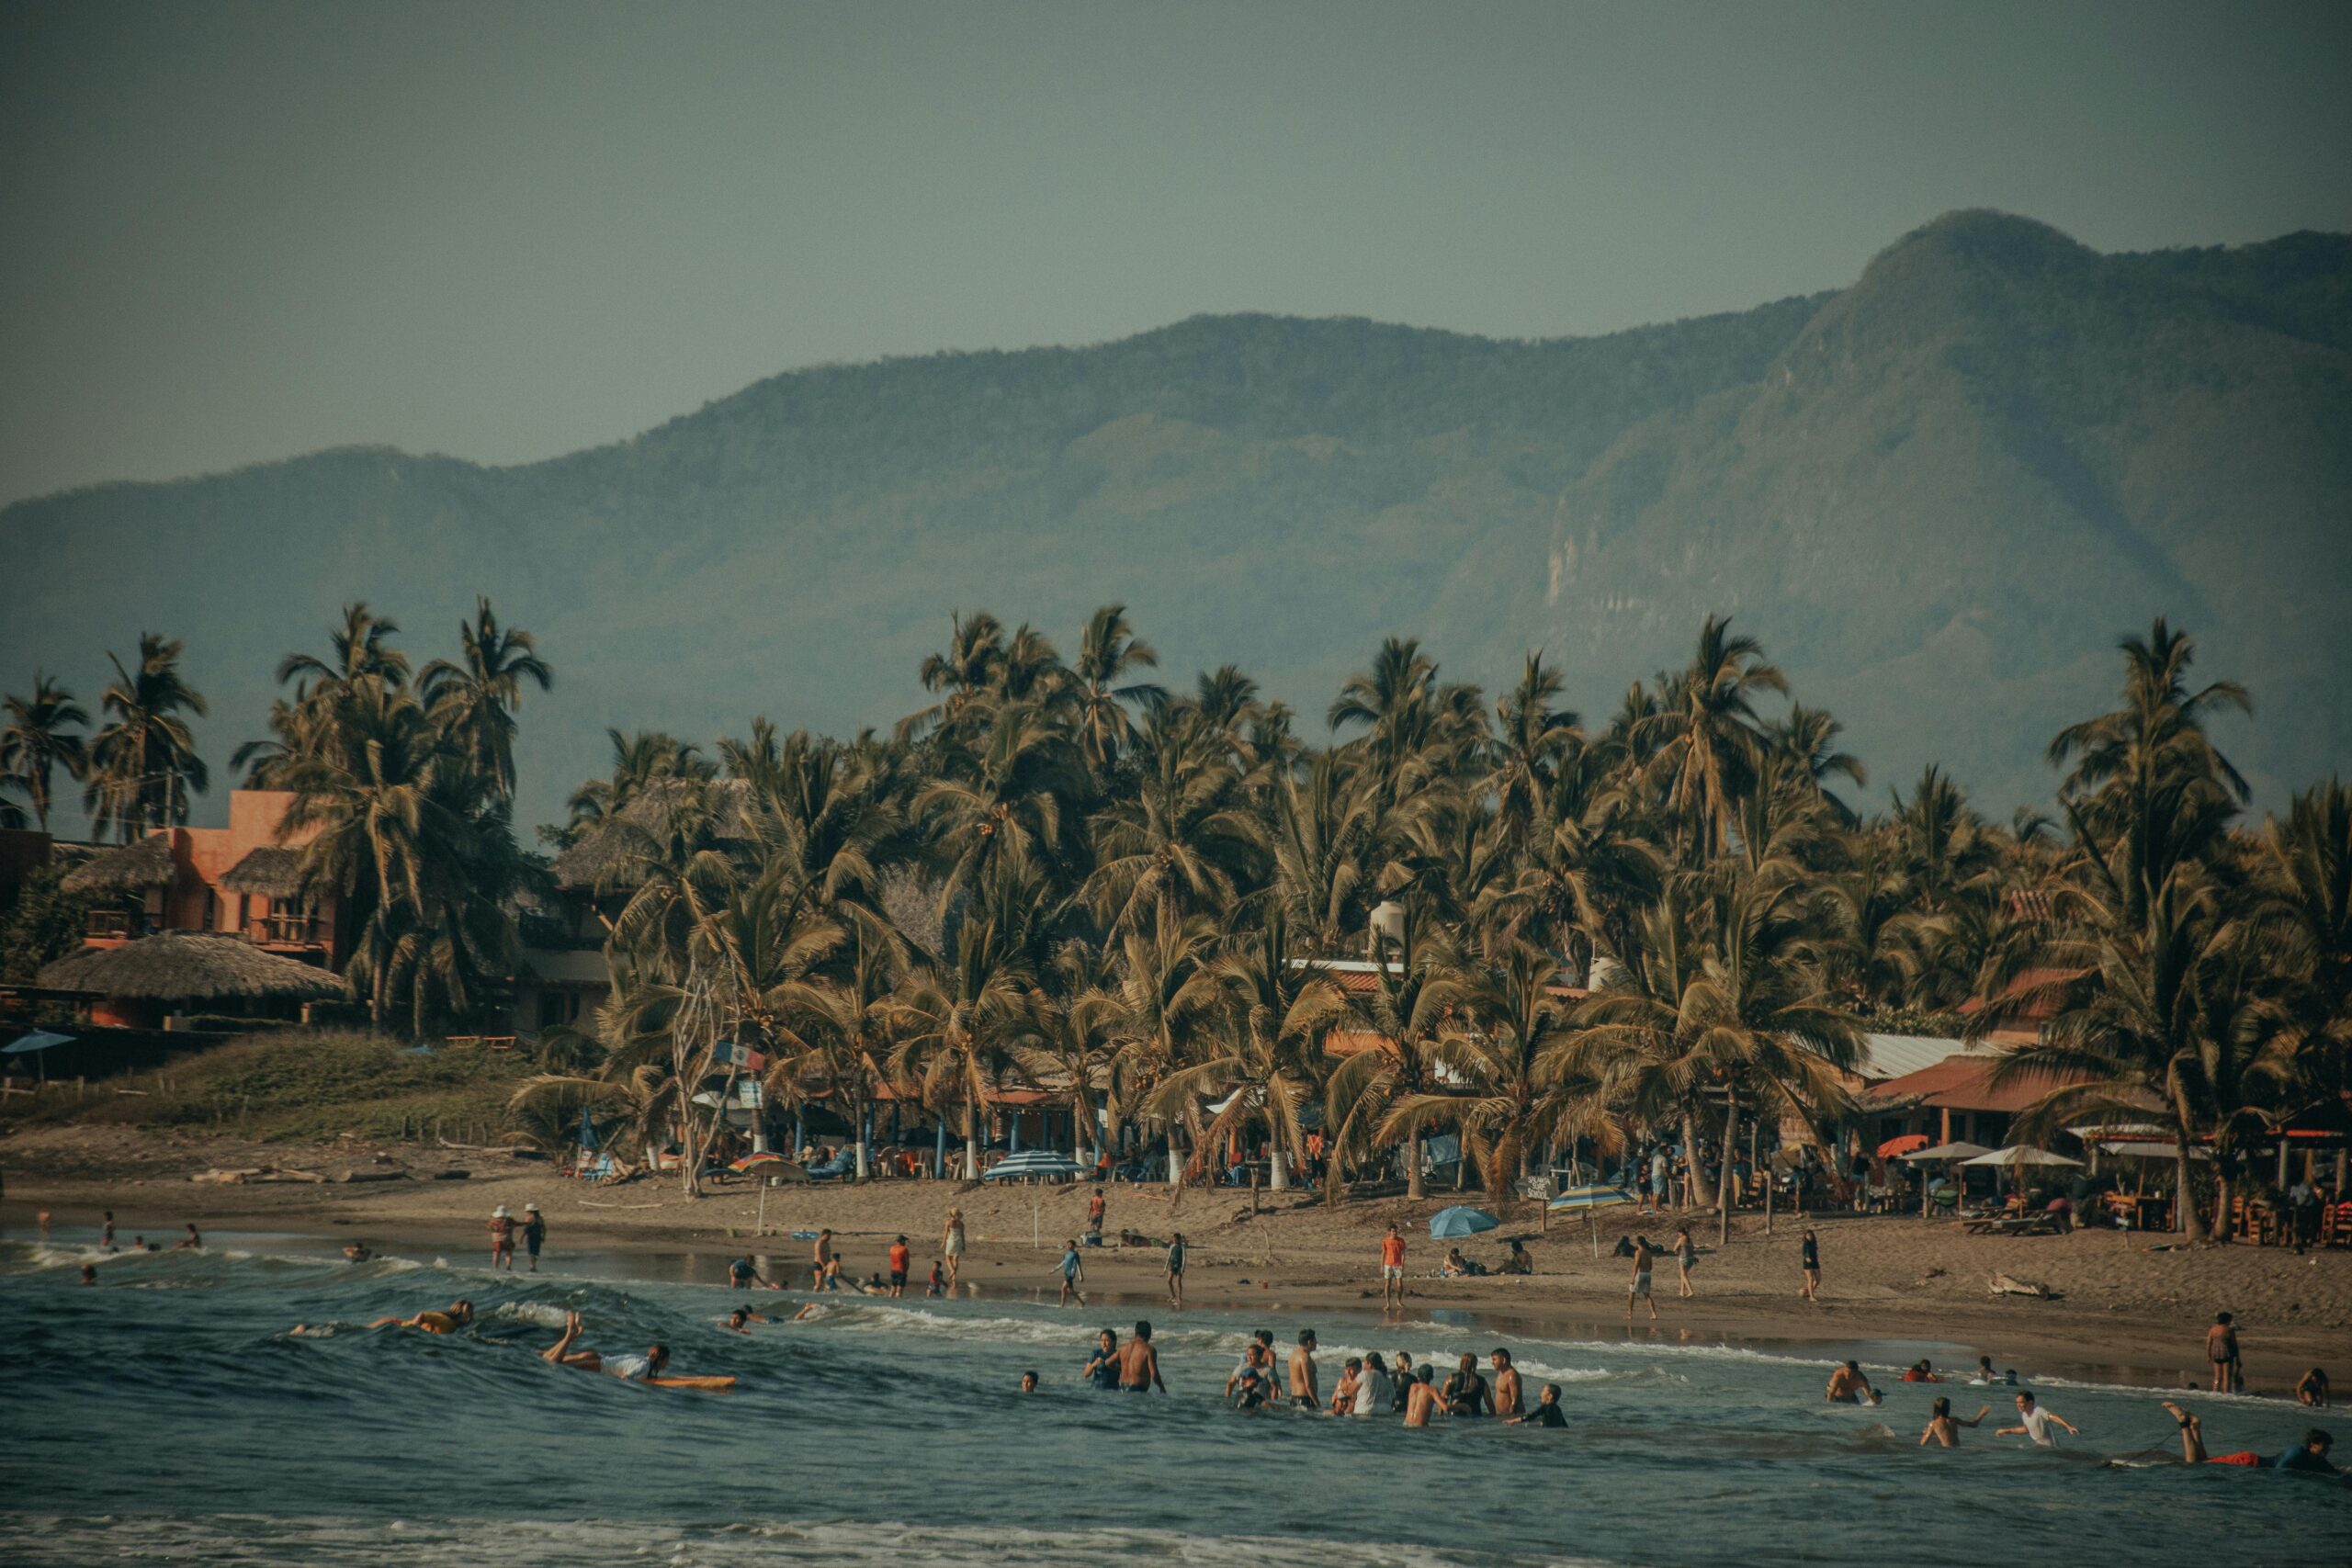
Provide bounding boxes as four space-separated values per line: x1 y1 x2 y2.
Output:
4 209 2346 832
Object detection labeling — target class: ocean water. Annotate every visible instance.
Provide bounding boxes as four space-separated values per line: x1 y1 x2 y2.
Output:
4 1234 2347 1566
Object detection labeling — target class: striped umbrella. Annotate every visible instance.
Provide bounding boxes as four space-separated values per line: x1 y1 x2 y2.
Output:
1547 1183 1639 1257
981 1149 1088 1182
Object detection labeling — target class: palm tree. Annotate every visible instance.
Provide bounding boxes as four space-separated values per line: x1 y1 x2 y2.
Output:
420 597 551 801
1148 907 1346 1190
1069 604 1164 781
888 867 1046 1177
1269 751 1377 951
85 634 208 841
772 925 898 1179
1637 615 1787 864
1772 704 1867 825
1488 652 1578 851
916 699 1087 900
1082 712 1264 939
1323 898 1469 1201
2255 779 2352 1126
1102 908 1223 1183
1 673 89 832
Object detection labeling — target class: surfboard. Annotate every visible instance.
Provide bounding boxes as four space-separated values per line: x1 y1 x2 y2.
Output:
645 1375 738 1391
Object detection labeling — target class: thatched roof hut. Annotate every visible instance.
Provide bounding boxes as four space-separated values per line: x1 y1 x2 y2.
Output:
548 778 755 891
220 846 309 899
60 835 175 896
39 931 347 1004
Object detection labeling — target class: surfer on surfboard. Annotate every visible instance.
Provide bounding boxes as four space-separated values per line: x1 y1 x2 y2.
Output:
539 1310 734 1390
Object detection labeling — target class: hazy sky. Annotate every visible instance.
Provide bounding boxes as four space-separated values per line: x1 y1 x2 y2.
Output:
2 0 2346 508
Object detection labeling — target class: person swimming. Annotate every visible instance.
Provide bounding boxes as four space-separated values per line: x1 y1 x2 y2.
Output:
1902 1359 1943 1382
540 1310 671 1381
1824 1360 1879 1405
1508 1382 1567 1428
353 1299 474 1334
724 1306 770 1332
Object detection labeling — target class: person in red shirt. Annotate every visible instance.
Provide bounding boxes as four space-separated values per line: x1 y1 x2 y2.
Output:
887 1235 911 1297
1086 1187 1107 1243
1380 1223 1408 1307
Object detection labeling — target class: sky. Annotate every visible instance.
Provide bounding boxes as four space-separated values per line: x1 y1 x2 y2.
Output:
0 1 2346 509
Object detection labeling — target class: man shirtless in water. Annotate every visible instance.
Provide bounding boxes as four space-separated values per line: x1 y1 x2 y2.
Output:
1490 1348 1521 1416
1402 1366 1443 1427
1116 1319 1166 1393
1288 1331 1320 1408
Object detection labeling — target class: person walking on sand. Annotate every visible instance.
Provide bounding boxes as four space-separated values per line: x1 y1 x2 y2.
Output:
1057 1239 1088 1306
488 1206 515 1271
1627 1235 1659 1322
2206 1312 2242 1393
1166 1232 1186 1308
941 1208 967 1292
1996 1391 2079 1447
522 1203 546 1273
1799 1227 1821 1303
1672 1226 1697 1298
1919 1397 1991 1447
888 1235 911 1297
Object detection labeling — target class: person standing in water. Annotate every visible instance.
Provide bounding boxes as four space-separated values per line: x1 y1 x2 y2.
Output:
1799 1227 1821 1303
1490 1348 1522 1416
1288 1330 1320 1409
1355 1352 1395 1416
888 1235 911 1297
1057 1238 1088 1306
1996 1391 2080 1447
98 1212 115 1252
1918 1397 1992 1447
175 1223 203 1250
488 1206 515 1271
1627 1235 1659 1322
1116 1320 1165 1393
1084 1328 1121 1390
2206 1312 2243 1393
941 1208 967 1292
1402 1366 1442 1427
1165 1232 1186 1308
522 1203 546 1272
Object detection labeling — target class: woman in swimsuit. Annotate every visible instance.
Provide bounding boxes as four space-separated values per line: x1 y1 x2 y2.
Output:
1919 1396 1990 1446
1672 1227 1697 1297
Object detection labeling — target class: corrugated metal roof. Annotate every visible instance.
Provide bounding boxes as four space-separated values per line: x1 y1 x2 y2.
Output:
1856 1033 1976 1081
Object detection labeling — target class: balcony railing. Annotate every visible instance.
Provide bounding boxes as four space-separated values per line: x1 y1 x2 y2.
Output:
248 913 327 948
85 910 156 940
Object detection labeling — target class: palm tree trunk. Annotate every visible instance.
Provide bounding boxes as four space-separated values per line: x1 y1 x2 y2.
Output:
1167 1126 1184 1186
2211 1163 2233 1247
854 1100 870 1181
1406 1131 1425 1200
1716 1100 1740 1247
1679 1110 1702 1213
2170 1101 2207 1241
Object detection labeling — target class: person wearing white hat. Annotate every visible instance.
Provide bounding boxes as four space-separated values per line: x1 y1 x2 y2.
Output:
522 1202 546 1272
489 1205 515 1271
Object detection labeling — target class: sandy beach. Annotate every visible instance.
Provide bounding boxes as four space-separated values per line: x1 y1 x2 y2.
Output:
8 1122 2348 1392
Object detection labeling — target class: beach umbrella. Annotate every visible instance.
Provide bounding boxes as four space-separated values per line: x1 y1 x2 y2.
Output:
4 1028 73 1083
1546 1183 1638 1256
730 1150 803 1235
1876 1133 1930 1160
1429 1205 1499 1239
980 1149 1087 1182
1962 1145 2083 1168
1898 1141 1994 1162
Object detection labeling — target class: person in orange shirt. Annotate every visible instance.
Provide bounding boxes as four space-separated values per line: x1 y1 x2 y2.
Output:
887 1235 911 1297
1380 1222 1408 1307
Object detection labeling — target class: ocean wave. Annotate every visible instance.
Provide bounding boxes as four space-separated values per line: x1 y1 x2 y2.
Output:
0 1513 1589 1568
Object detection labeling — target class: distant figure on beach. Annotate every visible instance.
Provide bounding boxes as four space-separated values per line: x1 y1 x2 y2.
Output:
1646 1147 1668 1214
2168 1402 2337 1473
942 1208 967 1291
1996 1391 2079 1447
1627 1235 1658 1322
1799 1228 1820 1303
1087 1186 1106 1243
811 1228 837 1290
2296 1368 2330 1407
1165 1233 1186 1308
522 1203 545 1272
1490 1348 1521 1416
1116 1319 1165 1393
2207 1312 2243 1393
1381 1223 1407 1306
1085 1328 1121 1390
1918 1397 1990 1447
1824 1360 1878 1405
98 1212 115 1252
1289 1330 1320 1408
1504 1237 1533 1276
488 1206 514 1271
1509 1382 1566 1428
176 1224 202 1250
362 1299 475 1334
1672 1227 1696 1297
1058 1239 1087 1306
888 1235 911 1297
1402 1366 1442 1427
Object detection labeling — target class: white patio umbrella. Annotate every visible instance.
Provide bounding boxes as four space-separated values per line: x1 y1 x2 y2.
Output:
1963 1145 2084 1168
1899 1141 1993 1218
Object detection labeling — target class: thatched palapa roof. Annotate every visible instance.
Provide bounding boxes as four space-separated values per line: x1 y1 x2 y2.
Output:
548 778 754 891
220 846 308 898
60 834 175 895
40 931 347 1003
